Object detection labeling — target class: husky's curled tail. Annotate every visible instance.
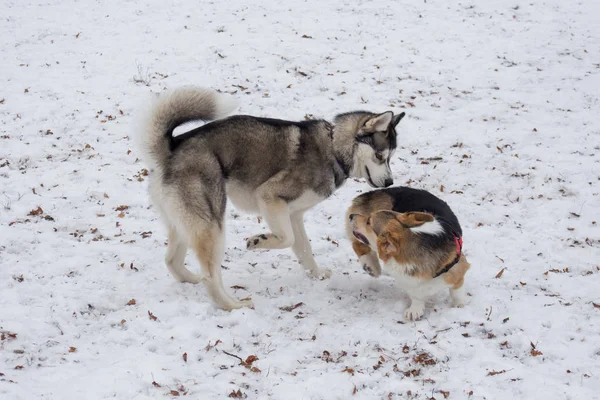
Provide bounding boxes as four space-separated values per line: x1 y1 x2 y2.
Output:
136 87 237 170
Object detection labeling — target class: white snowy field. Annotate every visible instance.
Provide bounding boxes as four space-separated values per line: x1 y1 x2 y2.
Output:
1 0 599 398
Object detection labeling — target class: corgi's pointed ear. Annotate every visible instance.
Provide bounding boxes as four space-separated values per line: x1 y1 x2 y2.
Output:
377 232 398 257
397 212 434 228
364 111 393 132
392 112 405 127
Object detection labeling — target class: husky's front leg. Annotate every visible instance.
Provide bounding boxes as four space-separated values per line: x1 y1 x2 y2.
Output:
290 212 331 279
247 198 295 249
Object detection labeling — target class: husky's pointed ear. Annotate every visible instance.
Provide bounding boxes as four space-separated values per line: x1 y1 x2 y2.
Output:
392 112 406 127
364 111 393 132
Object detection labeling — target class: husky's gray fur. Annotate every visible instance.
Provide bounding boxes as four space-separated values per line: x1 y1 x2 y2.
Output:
137 86 405 310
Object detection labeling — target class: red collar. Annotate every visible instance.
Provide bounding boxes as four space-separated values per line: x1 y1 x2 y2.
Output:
455 235 463 255
434 234 463 278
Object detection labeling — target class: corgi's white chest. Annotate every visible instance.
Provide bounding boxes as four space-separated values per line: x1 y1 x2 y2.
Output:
383 259 448 299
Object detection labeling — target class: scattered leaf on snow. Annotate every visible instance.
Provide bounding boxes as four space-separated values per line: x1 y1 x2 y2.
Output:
280 302 304 312
342 367 355 375
495 268 505 279
530 342 543 356
593 302 600 309
28 207 43 216
115 205 129 211
170 390 180 396
413 352 436 366
68 346 77 353
241 355 259 368
183 352 187 362
126 299 136 306
148 311 158 321
487 369 507 376
152 381 161 387
228 389 245 398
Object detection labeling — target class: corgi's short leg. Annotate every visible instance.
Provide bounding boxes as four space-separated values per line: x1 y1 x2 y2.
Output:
450 285 466 308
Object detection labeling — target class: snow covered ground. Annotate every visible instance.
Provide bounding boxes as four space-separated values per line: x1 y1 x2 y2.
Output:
1 0 599 398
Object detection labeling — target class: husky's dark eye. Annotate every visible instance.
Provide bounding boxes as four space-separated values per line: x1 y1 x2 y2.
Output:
375 153 384 161
366 218 371 226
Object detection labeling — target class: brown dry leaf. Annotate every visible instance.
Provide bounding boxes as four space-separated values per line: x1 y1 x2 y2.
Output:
440 185 445 192
342 367 355 375
15 365 24 370
414 352 436 365
170 390 180 396
280 302 304 312
250 366 261 373
115 205 129 211
242 355 259 368
353 385 358 395
117 211 125 218
593 302 600 309
152 381 161 388
148 311 158 321
68 346 77 353
495 268 505 279
126 299 136 306
301 34 313 39
28 207 43 216
231 285 246 290
440 390 450 399
530 342 543 356
228 389 244 398
487 369 507 376
183 352 187 362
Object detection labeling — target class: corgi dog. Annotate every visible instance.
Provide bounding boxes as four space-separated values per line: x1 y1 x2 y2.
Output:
346 187 470 320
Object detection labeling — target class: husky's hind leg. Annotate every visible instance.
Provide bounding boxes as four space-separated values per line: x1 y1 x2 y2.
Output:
165 227 203 283
191 223 253 310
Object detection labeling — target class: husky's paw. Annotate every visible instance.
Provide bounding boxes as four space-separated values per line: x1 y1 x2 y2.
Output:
363 263 381 278
307 268 332 280
246 233 273 250
404 303 425 321
358 254 381 277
